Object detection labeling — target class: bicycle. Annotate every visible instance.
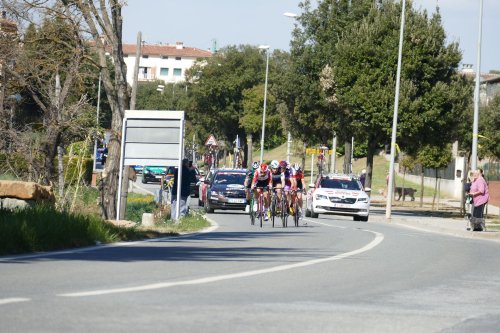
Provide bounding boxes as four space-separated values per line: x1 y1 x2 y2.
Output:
253 186 267 228
269 188 279 228
290 189 303 227
280 189 289 228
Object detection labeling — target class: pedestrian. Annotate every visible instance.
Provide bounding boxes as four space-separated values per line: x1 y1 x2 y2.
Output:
468 169 489 231
171 158 196 220
359 169 366 188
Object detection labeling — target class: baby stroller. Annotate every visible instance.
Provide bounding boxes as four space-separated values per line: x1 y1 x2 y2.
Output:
465 194 486 231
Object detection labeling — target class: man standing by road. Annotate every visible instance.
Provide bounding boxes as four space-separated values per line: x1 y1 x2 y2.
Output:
171 158 196 219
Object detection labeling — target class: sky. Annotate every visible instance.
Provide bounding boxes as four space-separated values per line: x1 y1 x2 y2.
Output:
122 0 500 72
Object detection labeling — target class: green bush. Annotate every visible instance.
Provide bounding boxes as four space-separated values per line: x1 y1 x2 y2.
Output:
0 152 30 179
0 205 122 256
64 156 93 185
125 193 157 223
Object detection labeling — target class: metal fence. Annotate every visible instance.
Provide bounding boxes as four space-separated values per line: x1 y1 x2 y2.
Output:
483 161 500 181
403 159 456 180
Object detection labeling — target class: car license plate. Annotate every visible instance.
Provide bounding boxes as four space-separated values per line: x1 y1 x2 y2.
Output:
332 203 348 208
155 175 162 179
228 198 245 204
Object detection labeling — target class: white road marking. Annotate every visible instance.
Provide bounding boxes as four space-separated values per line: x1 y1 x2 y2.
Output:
59 229 384 297
0 298 30 305
302 218 347 229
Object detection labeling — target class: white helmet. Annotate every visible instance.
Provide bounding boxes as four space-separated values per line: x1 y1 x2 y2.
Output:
270 160 279 169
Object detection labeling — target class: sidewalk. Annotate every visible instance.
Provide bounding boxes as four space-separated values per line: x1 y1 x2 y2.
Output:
368 194 500 242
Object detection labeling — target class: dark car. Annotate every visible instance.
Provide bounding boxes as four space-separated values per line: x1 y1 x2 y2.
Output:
142 166 167 184
204 168 247 213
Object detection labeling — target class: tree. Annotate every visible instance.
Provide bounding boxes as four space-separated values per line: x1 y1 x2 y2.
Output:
479 95 500 160
3 0 131 219
4 15 94 189
417 144 452 209
185 45 281 165
331 1 471 189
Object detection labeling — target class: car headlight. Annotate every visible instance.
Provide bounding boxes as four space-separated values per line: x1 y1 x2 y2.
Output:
358 197 368 202
210 190 219 196
315 194 329 201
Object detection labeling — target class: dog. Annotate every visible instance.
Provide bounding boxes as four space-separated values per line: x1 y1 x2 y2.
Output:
395 187 417 201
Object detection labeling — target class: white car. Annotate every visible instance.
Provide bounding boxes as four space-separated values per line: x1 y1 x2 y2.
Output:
305 173 370 222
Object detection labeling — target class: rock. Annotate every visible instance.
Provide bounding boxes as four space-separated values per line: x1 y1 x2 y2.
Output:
142 213 155 227
0 180 55 202
1 198 36 210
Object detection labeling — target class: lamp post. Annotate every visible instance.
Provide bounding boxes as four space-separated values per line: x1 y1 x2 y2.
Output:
385 0 406 219
471 0 484 171
258 45 270 164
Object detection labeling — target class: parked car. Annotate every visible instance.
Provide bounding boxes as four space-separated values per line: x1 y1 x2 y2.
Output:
132 165 143 174
198 169 215 206
203 168 247 213
305 173 370 221
142 166 167 184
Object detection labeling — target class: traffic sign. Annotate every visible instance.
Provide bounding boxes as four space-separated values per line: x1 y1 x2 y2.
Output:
205 134 218 146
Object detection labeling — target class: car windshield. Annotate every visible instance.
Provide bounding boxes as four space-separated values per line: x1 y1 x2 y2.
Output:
320 178 361 191
214 173 245 185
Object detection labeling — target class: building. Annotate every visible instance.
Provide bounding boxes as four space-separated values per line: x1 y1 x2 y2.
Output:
461 64 500 106
122 41 212 86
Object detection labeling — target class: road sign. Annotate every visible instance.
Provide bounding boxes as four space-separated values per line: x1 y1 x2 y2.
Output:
306 148 333 155
205 134 218 146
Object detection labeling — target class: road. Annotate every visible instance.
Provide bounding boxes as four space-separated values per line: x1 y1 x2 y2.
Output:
1 207 500 332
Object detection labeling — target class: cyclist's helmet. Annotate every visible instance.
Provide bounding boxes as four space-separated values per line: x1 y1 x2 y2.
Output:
279 160 287 170
252 161 259 170
293 163 302 172
270 160 279 170
259 163 268 173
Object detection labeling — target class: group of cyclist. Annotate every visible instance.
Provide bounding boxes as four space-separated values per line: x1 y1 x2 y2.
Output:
244 159 307 221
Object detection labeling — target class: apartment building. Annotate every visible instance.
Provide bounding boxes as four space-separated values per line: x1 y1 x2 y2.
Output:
122 41 212 86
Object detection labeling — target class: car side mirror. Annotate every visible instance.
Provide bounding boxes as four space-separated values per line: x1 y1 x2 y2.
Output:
308 183 315 189
364 187 371 193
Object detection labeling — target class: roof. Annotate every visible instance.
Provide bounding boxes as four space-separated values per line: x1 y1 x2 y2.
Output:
122 43 212 58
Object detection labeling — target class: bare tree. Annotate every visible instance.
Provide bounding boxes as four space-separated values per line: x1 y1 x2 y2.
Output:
2 0 130 219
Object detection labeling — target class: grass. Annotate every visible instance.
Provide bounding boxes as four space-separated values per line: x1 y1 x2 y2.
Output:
257 142 437 198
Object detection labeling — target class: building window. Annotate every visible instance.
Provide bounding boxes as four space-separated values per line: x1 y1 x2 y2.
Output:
142 55 149 59
173 68 182 76
175 56 181 61
162 55 169 59
160 68 169 76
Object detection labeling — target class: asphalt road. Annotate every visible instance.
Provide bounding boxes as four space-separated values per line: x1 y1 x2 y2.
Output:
1 208 500 332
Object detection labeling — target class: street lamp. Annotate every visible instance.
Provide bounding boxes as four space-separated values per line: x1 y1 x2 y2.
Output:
471 0 484 171
385 0 406 219
258 45 270 164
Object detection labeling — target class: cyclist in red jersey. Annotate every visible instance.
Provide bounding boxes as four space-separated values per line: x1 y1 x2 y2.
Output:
292 163 306 218
251 163 272 220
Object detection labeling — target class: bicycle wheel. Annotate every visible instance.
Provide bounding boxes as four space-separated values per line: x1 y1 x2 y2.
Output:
293 198 299 227
281 196 287 228
259 196 264 228
271 193 277 228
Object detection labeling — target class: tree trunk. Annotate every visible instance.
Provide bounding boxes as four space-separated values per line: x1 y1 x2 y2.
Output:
432 168 438 210
343 141 352 174
365 136 377 193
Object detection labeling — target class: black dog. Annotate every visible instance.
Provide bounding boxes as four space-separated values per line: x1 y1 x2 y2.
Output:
395 187 417 201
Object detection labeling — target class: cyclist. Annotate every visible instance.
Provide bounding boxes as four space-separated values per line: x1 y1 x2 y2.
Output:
269 160 283 211
244 161 260 212
280 160 293 214
292 163 306 218
251 163 272 220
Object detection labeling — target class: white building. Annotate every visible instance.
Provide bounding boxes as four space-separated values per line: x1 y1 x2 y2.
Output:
122 41 212 85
